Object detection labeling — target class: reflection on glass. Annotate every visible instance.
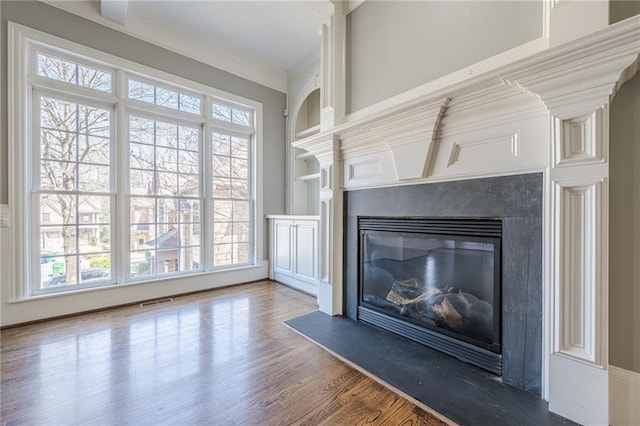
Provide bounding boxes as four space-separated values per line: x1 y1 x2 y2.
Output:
362 231 497 348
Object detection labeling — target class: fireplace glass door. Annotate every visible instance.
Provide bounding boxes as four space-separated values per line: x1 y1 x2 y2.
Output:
360 219 501 354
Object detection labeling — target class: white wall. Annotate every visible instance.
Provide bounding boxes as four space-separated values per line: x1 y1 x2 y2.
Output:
609 72 640 374
345 1 543 113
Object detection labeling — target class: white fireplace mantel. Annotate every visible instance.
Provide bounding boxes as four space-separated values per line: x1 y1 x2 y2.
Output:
293 14 640 426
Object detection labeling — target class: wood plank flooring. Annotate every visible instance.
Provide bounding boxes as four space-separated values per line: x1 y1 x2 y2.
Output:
1 281 449 425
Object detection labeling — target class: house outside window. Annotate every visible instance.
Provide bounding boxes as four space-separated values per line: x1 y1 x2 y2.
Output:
9 24 261 298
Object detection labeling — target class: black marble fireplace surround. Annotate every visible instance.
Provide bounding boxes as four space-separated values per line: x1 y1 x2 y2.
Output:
344 173 543 395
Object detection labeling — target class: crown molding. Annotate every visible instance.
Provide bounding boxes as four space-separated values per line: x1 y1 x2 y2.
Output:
38 0 287 93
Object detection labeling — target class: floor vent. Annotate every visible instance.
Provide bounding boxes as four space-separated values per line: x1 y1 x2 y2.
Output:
140 298 174 307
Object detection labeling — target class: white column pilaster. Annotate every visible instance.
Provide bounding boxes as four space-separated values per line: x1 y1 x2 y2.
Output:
547 104 610 425
315 135 343 314
506 27 639 422
320 0 346 132
293 133 343 315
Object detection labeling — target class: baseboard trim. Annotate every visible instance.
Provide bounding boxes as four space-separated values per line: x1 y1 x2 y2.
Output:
1 261 269 326
273 272 318 296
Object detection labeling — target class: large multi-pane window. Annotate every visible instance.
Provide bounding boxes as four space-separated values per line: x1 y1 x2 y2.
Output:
17 29 258 297
212 132 251 266
128 114 202 278
35 52 115 290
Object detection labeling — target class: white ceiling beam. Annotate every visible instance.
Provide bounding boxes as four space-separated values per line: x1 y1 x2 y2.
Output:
100 0 128 25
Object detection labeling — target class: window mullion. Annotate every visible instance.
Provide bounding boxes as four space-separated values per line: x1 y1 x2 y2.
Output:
115 69 128 284
29 94 41 295
203 99 213 271
32 86 117 111
125 100 205 125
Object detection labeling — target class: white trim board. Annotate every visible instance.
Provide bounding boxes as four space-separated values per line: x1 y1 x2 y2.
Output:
1 260 269 326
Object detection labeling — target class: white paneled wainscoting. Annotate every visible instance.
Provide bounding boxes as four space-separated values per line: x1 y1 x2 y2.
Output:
293 16 640 426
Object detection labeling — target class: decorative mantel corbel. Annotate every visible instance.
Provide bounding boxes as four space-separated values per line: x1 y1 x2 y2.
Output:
338 97 450 181
503 17 640 425
373 98 449 180
505 16 639 121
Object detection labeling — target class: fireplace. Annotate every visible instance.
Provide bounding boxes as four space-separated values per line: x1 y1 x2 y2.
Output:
358 217 502 374
344 173 543 394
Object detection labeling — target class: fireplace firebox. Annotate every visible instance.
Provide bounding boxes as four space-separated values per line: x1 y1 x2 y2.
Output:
345 174 543 393
358 217 502 374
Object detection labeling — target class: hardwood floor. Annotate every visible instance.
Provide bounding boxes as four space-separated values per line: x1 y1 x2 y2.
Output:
1 281 448 425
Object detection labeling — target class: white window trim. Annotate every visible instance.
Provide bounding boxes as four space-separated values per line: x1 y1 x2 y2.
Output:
8 22 265 302
30 90 118 296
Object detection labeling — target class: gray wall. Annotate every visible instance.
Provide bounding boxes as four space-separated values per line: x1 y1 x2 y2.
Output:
346 1 543 113
0 1 287 258
609 72 640 373
610 0 640 24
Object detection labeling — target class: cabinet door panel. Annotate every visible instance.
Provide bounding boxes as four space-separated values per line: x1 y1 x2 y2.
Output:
294 221 317 281
274 221 293 274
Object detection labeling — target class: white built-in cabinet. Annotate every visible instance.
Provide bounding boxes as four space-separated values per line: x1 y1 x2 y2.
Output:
266 85 321 296
267 215 319 295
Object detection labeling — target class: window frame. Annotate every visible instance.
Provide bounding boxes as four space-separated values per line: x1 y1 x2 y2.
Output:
33 47 116 95
125 110 205 281
210 129 254 269
8 22 264 301
31 88 117 295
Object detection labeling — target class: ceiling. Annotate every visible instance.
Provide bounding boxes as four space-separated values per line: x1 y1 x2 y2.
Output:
127 1 327 73
44 0 334 91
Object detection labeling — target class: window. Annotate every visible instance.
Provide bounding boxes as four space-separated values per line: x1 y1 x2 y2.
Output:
212 133 251 266
212 102 252 127
129 79 202 115
10 24 261 298
36 51 112 92
128 115 202 278
35 89 114 289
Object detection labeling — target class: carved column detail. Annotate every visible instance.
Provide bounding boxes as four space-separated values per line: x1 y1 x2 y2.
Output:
545 108 610 424
555 179 607 364
554 108 606 167
549 107 609 371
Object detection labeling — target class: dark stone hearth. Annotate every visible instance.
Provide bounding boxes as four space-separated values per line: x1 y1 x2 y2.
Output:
284 312 574 426
344 173 543 395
